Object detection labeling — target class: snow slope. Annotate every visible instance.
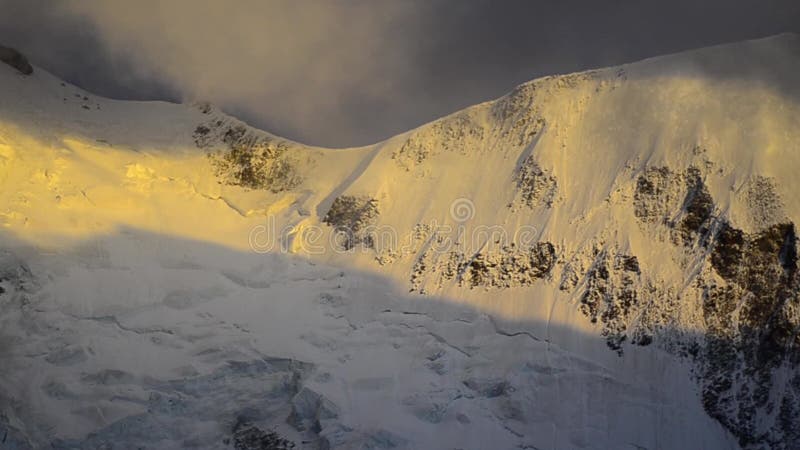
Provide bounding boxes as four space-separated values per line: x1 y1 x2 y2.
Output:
1 33 799 449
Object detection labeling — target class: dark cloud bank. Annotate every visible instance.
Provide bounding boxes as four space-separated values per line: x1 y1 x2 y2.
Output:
0 0 798 147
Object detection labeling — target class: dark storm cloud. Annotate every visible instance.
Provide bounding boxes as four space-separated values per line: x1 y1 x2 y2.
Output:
0 0 798 147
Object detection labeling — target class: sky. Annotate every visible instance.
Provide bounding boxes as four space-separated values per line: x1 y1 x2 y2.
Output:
0 0 798 148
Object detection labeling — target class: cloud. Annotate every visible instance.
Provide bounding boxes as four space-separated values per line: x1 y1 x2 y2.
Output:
0 0 798 147
48 0 427 147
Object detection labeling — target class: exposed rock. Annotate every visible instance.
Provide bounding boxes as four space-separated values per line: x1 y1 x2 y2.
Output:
491 82 546 147
411 242 556 291
697 221 800 448
323 195 380 250
710 223 746 280
195 120 303 192
460 242 556 288
403 160 799 447
0 45 33 75
627 164 800 446
578 249 642 353
514 156 557 209
391 111 485 171
678 167 715 245
633 165 719 248
633 166 684 225
231 418 295 450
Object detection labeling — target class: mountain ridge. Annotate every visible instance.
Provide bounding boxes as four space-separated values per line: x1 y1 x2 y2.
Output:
3 32 798 151
0 33 799 449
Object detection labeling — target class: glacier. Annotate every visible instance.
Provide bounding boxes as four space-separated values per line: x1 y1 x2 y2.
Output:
1 33 799 449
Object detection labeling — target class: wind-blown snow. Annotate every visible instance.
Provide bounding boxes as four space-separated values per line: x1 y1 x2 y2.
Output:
1 34 799 449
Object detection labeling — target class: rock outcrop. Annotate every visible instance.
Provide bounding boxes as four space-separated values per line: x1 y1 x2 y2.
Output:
0 45 33 75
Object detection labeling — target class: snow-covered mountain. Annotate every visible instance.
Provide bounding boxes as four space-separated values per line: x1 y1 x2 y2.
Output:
1 33 799 449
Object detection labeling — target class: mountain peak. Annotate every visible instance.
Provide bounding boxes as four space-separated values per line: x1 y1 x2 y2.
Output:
1 33 799 449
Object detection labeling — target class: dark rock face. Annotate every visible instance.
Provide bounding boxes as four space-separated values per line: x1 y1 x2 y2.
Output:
514 156 557 209
540 162 800 447
625 165 800 448
710 223 746 279
460 242 556 288
410 242 556 292
700 221 799 449
0 45 33 75
634 166 683 225
634 165 715 245
678 167 715 245
195 120 303 192
231 419 295 450
323 196 380 250
579 251 642 354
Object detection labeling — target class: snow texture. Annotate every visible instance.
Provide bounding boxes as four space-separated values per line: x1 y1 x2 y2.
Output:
2 33 800 449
